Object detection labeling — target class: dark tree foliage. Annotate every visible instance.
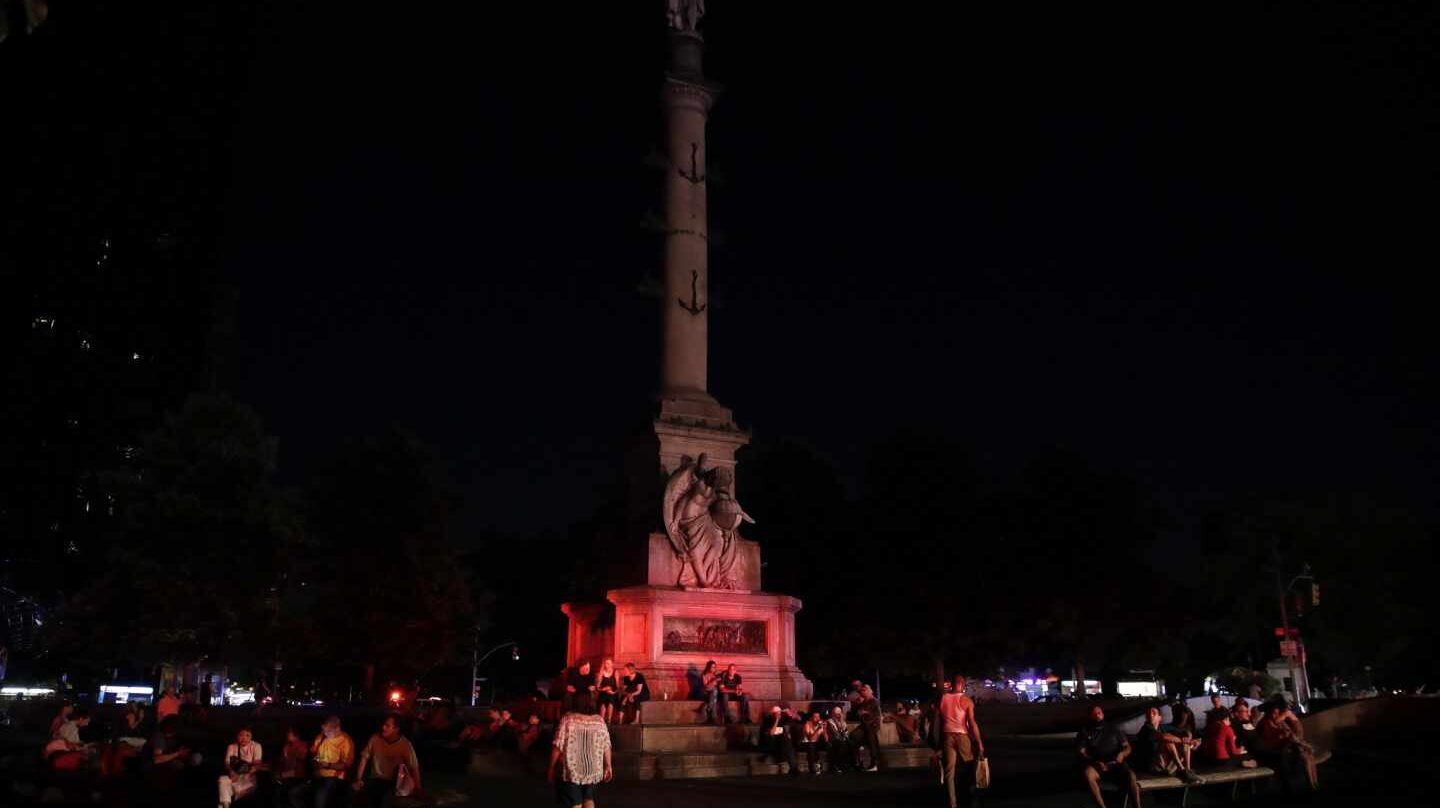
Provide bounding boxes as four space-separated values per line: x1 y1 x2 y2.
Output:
44 395 299 667
302 430 481 696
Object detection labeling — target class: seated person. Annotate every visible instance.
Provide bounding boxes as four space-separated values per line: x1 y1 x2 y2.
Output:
1077 705 1142 808
1133 707 1201 782
354 714 422 808
890 701 921 743
217 726 263 808
517 714 543 755
272 727 310 808
619 662 649 724
1231 701 1259 749
47 706 97 772
1206 694 1225 723
823 707 855 773
717 664 752 724
1169 701 1198 739
1200 707 1257 768
760 704 801 776
799 711 829 774
145 715 197 789
1254 699 1318 790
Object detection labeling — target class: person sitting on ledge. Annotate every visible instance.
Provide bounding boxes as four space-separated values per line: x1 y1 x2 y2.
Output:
824 706 855 773
1169 700 1198 740
1231 700 1259 749
799 711 829 774
699 661 721 724
1077 705 1142 808
717 663 752 724
1133 706 1201 783
1201 707 1257 769
1254 699 1318 791
619 662 648 724
890 701 920 743
760 704 801 776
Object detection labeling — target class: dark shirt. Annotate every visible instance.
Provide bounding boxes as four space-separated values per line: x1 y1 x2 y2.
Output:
567 669 593 694
1076 722 1128 763
1133 724 1160 767
719 672 743 693
761 712 797 740
857 697 882 728
623 672 649 702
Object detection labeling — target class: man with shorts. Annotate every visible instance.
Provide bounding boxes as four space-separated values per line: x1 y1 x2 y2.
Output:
1077 705 1142 808
937 674 986 808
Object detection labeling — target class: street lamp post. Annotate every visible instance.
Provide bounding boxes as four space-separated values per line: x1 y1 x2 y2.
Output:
1273 560 1314 711
471 638 519 707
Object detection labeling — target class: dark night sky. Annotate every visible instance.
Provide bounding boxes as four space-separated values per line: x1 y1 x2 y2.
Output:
219 4 1439 540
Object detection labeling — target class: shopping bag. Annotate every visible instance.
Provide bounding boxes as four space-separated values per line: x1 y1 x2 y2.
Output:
975 756 991 789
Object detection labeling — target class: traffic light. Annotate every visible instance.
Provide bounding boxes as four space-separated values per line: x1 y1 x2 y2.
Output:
1311 583 1320 607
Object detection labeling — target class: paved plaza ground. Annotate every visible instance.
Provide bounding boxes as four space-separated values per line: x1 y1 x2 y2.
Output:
428 751 1430 808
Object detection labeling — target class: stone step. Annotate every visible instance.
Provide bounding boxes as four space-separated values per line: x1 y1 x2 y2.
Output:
635 698 845 726
613 743 935 781
611 724 732 753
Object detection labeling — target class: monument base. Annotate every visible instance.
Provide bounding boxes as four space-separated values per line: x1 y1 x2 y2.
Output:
562 585 813 701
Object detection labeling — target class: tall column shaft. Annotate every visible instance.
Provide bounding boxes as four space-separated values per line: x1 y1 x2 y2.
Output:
659 46 714 399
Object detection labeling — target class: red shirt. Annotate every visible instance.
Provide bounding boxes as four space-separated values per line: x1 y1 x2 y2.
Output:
1202 721 1243 761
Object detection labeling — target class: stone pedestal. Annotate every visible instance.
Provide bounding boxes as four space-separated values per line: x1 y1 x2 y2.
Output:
562 585 813 702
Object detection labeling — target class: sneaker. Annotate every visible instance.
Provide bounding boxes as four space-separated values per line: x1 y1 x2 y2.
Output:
866 765 879 772
1178 769 1203 784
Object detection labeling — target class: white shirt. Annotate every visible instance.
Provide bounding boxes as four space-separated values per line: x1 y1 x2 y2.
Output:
553 714 610 785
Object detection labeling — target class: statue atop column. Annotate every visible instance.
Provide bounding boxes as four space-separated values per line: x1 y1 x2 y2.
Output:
662 454 753 589
665 0 706 35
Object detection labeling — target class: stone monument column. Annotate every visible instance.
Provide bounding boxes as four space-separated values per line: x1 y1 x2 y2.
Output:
651 26 749 484
659 32 714 401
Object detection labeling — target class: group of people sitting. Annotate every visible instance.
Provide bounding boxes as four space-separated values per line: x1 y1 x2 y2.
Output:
38 702 424 808
559 659 650 724
455 707 544 754
1077 696 1320 808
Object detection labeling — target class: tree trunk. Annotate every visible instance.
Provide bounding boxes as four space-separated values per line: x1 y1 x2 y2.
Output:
1073 658 1087 698
363 663 375 703
934 655 947 696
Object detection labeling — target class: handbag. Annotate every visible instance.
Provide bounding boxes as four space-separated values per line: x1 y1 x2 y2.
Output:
974 756 991 789
395 762 414 797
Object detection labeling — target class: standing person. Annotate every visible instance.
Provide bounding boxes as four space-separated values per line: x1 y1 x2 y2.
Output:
699 661 720 724
564 661 594 712
717 663 752 724
619 663 648 724
937 675 987 808
549 695 613 808
155 687 181 722
799 711 829 774
218 726 263 808
594 659 620 725
353 714 422 808
824 707 854 772
296 715 354 808
1077 705 1142 808
273 727 310 808
855 684 884 772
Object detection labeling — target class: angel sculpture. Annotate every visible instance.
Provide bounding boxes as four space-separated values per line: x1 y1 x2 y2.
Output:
662 453 753 589
665 0 705 34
